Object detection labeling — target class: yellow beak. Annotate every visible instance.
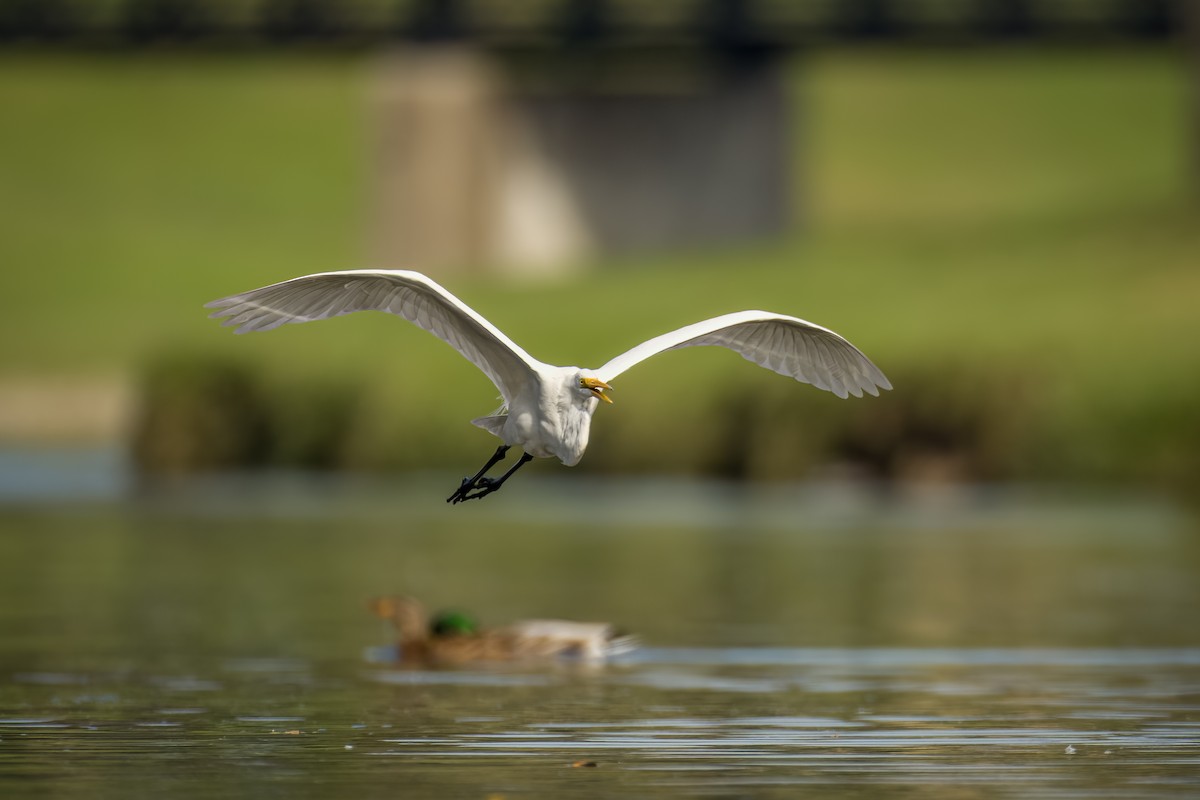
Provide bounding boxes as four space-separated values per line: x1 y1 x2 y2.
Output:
582 377 613 404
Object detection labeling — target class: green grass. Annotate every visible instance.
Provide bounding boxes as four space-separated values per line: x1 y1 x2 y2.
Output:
0 52 365 375
1 47 1197 484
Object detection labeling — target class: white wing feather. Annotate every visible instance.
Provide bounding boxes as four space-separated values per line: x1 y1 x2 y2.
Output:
596 311 891 399
205 269 542 404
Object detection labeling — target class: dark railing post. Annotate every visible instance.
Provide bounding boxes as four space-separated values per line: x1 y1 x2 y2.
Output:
1186 0 1200 199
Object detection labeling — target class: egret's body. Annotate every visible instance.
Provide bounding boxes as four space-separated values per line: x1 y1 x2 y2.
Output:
207 269 890 501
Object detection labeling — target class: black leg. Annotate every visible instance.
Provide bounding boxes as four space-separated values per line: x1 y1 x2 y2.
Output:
455 452 533 503
447 445 510 504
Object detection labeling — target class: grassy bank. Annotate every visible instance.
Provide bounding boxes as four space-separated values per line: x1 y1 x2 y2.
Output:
1 48 1197 487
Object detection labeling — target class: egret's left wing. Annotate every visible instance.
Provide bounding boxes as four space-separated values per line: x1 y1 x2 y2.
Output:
205 269 542 404
595 311 890 399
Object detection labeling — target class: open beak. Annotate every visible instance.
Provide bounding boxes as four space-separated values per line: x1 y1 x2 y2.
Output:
582 377 613 404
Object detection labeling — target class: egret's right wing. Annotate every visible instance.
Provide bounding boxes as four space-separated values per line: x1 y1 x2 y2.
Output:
206 269 542 404
596 310 890 399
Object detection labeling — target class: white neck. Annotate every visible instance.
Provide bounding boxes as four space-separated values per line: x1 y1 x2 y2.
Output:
544 368 598 466
555 399 595 466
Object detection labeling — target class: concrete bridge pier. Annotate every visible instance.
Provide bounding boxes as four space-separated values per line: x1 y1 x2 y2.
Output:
368 46 794 278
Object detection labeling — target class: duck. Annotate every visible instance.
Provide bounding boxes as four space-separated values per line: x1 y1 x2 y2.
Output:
368 595 637 664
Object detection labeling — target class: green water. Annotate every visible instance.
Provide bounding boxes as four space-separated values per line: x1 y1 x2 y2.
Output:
1 472 1199 797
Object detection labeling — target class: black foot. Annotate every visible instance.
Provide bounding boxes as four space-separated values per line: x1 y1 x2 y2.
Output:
446 476 478 505
447 445 511 504
452 477 502 504
446 451 533 505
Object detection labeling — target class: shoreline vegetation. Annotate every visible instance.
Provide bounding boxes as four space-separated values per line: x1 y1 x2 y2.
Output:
0 47 1196 491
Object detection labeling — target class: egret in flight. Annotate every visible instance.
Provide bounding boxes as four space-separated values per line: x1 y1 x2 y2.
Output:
207 270 890 503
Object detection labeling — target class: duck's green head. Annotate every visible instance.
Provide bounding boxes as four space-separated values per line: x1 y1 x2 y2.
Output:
430 610 478 637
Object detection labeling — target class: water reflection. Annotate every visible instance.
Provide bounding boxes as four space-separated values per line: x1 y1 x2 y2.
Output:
3 648 1199 797
356 647 1200 795
1 472 1198 796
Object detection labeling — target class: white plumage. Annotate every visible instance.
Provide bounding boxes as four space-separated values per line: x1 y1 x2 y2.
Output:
207 269 890 502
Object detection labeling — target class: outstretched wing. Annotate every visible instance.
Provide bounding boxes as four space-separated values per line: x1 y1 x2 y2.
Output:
206 269 542 404
595 311 891 399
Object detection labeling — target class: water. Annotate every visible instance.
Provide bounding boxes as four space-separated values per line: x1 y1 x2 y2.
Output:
1 468 1198 797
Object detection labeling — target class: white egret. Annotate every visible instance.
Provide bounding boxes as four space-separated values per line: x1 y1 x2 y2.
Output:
206 269 891 503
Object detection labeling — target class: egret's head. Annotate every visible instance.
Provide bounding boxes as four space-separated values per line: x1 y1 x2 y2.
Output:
578 375 613 405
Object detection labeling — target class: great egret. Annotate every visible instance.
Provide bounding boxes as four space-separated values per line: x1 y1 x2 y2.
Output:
206 269 891 502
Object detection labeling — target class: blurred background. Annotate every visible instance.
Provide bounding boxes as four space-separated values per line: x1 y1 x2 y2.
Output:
3 7 1200 795
1 0 1198 491
1 0 1199 645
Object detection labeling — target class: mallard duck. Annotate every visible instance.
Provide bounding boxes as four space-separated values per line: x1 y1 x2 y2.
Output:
368 595 637 664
